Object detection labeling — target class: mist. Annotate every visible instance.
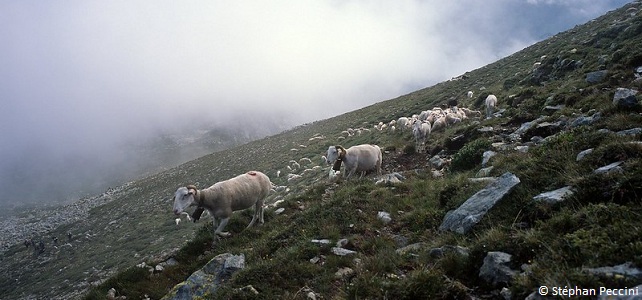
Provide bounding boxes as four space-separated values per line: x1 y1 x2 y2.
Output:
0 0 630 208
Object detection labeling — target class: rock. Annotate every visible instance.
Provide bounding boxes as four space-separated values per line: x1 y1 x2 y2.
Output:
429 155 447 169
500 287 512 300
571 112 601 128
396 242 426 255
239 285 259 295
617 128 642 136
478 126 494 133
331 247 357 256
375 173 404 185
586 70 608 83
482 151 497 167
476 166 494 177
161 253 245 300
576 148 594 161
311 239 331 245
479 251 517 286
439 172 520 234
377 211 392 224
274 208 285 215
336 238 349 248
428 245 470 258
543 104 564 112
594 161 624 175
584 262 642 279
155 265 164 272
613 88 639 109
335 267 355 279
515 145 529 153
533 186 575 204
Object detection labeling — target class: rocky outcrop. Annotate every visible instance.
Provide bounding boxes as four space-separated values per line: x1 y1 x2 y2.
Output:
439 172 521 234
162 253 245 300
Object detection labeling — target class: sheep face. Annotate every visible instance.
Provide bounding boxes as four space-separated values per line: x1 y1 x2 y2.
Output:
326 146 339 165
173 187 195 215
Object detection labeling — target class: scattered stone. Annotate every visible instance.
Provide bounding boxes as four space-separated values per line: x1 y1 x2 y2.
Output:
500 287 512 300
478 126 494 133
428 245 470 258
274 208 285 215
613 88 639 109
375 173 405 185
533 186 575 204
311 239 331 245
543 104 564 112
430 155 447 169
482 151 497 167
584 262 642 279
617 128 642 136
479 251 518 286
515 145 529 153
586 70 608 83
377 211 392 224
468 177 497 184
239 285 259 295
570 112 601 128
440 172 521 234
155 265 164 272
594 161 624 175
336 239 349 248
335 267 355 279
331 247 357 256
396 242 426 255
576 148 594 161
476 166 494 178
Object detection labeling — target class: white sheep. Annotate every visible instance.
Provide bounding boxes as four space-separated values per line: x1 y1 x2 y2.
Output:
172 171 271 237
431 115 447 132
326 144 382 179
397 117 410 132
485 94 498 119
412 120 431 152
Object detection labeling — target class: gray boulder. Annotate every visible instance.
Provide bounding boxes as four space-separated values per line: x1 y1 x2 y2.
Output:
439 172 520 234
479 251 518 286
613 88 639 109
162 253 245 300
586 70 608 83
533 186 575 204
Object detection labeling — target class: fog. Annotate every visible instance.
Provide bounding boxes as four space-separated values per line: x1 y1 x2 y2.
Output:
0 0 630 208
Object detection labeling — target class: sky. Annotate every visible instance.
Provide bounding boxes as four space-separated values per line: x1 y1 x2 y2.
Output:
0 0 632 207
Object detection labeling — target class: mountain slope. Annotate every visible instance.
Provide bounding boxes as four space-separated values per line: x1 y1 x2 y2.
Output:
2 2 642 299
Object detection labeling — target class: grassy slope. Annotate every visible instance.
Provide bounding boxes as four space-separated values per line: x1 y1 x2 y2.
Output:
2 2 641 300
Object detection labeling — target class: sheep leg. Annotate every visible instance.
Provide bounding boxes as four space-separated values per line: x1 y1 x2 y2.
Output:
214 217 231 237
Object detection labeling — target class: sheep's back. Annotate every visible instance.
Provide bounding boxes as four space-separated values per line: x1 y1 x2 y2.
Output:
209 171 271 211
346 145 381 172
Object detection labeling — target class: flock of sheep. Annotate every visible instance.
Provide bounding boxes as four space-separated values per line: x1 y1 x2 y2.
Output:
172 93 499 239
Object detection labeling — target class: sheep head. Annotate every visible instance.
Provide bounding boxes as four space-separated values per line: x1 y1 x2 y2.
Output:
172 186 196 215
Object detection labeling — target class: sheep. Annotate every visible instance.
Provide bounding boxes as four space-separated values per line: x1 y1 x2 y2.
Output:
412 120 431 152
431 115 447 132
445 112 462 126
326 144 382 179
485 94 498 119
172 171 271 238
397 117 410 132
460 107 482 118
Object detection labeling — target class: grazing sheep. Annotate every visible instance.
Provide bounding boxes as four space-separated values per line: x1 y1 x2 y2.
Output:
445 112 462 126
485 94 498 119
397 117 410 132
460 107 482 118
326 144 382 179
431 115 447 132
172 171 271 237
412 121 431 153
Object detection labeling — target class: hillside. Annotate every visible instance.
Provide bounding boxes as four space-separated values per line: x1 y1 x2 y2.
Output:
2 2 642 299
